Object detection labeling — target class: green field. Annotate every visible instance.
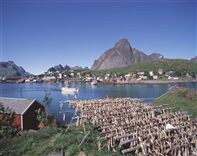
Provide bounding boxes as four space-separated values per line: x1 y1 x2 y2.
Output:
154 87 197 118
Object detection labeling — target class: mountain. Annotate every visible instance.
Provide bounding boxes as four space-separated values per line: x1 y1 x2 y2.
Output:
191 56 197 62
91 39 164 70
47 64 89 72
47 64 65 72
0 61 30 77
64 65 71 70
70 66 84 70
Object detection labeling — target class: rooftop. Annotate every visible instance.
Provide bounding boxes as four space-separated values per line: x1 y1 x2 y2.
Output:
0 97 36 114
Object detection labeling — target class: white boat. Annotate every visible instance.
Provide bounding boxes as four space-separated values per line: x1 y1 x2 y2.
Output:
61 86 78 93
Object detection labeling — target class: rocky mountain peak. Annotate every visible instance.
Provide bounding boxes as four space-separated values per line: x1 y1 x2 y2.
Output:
114 38 131 50
91 39 164 70
0 61 30 77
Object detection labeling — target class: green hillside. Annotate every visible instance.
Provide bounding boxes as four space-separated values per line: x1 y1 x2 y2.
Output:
93 59 197 76
154 87 197 118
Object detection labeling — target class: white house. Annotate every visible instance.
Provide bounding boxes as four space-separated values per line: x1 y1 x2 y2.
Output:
42 76 56 81
137 72 145 76
158 69 163 75
70 73 75 77
142 76 148 80
58 73 62 79
149 71 154 77
153 75 158 80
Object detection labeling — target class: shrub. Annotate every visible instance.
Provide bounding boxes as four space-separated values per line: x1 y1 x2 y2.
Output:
0 103 18 138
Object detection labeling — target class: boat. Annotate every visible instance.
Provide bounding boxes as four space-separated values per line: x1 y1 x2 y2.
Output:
61 86 78 96
61 86 78 93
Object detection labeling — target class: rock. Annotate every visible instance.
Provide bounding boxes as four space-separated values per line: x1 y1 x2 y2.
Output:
91 38 164 70
0 61 30 77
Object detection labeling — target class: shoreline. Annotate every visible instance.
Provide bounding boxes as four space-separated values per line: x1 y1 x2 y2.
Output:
113 79 197 84
0 79 197 84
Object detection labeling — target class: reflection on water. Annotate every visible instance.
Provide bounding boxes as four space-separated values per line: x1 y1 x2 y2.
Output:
0 82 196 124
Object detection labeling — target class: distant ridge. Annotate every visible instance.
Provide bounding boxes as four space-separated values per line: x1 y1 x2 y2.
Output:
191 56 197 62
47 64 89 72
91 39 164 70
0 61 30 77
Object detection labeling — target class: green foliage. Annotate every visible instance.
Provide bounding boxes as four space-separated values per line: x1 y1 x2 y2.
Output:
36 109 56 128
154 87 197 118
0 127 59 156
0 103 18 138
0 125 125 156
42 91 52 115
36 108 48 125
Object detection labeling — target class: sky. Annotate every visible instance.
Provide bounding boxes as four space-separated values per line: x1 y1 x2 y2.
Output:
0 0 196 74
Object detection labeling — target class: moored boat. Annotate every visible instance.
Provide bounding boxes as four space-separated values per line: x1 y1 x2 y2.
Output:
61 86 78 93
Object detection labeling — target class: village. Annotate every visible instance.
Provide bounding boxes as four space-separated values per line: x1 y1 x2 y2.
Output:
0 68 196 84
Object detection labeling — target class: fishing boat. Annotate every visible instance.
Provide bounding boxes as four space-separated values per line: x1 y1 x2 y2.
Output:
61 86 78 93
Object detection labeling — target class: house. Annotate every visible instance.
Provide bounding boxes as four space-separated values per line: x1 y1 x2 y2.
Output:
142 76 148 80
158 69 163 75
0 97 44 130
149 71 154 77
85 77 92 82
105 74 110 80
42 76 56 81
168 76 179 80
70 72 75 77
137 72 145 76
58 73 62 79
153 75 158 80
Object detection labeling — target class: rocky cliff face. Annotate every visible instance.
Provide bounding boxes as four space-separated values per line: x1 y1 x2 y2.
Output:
91 39 164 70
0 61 30 77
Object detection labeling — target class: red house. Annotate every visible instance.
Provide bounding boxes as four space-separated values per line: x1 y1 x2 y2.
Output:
0 97 44 130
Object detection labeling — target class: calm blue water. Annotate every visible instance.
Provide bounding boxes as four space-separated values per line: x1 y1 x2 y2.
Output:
0 82 196 125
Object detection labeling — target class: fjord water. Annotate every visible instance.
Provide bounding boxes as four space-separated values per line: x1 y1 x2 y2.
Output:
0 82 196 125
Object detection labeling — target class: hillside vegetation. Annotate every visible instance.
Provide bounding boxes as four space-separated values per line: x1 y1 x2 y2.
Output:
0 125 122 156
154 87 197 118
93 59 197 76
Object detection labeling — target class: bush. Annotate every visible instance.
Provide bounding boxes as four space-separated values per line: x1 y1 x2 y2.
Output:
0 103 18 138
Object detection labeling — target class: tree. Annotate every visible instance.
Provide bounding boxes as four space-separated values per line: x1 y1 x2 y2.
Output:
0 103 18 138
42 91 52 115
39 91 56 128
35 108 48 129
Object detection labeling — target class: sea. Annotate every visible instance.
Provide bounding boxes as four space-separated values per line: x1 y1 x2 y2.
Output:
0 82 196 125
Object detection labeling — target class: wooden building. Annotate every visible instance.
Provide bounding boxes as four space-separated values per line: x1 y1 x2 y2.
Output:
0 97 44 130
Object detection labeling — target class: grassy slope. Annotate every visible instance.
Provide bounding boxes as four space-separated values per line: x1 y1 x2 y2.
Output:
0 125 122 156
93 59 197 76
154 87 197 118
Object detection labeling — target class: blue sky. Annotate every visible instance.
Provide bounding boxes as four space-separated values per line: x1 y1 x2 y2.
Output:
1 0 196 74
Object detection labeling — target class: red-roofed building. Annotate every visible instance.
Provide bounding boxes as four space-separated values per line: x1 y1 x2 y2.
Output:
0 97 44 130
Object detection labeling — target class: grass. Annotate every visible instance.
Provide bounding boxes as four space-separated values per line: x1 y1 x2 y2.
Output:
154 87 197 118
0 125 124 156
